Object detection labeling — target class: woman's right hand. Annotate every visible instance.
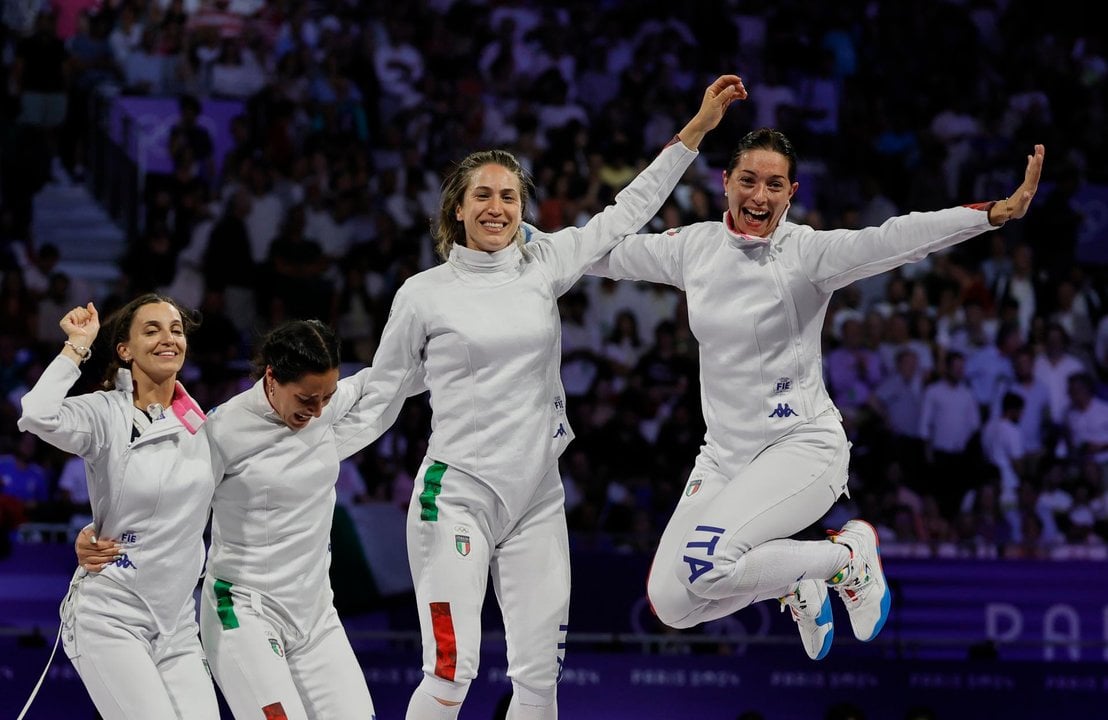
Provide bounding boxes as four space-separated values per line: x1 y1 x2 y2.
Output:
75 524 122 572
59 302 100 349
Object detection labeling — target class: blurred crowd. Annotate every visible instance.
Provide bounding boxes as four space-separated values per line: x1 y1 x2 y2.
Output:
0 0 1107 560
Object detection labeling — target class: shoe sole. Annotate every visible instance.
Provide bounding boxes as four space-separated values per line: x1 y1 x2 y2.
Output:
811 592 834 660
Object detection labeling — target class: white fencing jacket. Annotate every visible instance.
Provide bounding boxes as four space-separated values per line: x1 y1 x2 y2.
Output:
204 371 410 631
336 141 698 517
19 356 213 634
592 206 997 471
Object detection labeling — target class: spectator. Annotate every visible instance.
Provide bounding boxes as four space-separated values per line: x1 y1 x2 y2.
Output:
994 345 1052 469
0 432 52 520
1065 373 1108 488
1034 323 1087 425
11 9 71 193
601 309 644 394
965 321 1020 415
981 392 1026 534
826 316 883 417
560 290 602 400
921 352 982 518
169 94 215 185
871 349 926 481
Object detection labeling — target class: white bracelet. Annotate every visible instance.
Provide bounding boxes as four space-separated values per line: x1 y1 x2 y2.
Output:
64 340 92 363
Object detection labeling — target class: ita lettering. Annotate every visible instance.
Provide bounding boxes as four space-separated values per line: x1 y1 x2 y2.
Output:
683 525 725 583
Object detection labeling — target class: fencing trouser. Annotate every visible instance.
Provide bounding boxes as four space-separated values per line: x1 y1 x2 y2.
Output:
199 577 375 720
62 573 219 719
406 458 570 715
648 412 852 629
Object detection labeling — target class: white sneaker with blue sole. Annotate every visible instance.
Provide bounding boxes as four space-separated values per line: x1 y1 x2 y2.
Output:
828 519 891 642
780 578 834 660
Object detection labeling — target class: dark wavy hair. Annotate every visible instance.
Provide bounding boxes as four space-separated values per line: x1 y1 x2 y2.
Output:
100 293 199 389
252 319 340 383
432 149 534 261
725 127 799 183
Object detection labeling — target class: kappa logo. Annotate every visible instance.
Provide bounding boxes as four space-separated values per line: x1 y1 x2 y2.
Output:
455 534 471 557
685 477 702 497
268 637 284 657
773 377 792 395
552 423 567 438
768 403 798 418
112 553 138 569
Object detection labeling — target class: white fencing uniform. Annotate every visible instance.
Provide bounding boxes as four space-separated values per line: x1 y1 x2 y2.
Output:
19 356 218 719
199 372 409 720
339 140 698 715
592 205 998 626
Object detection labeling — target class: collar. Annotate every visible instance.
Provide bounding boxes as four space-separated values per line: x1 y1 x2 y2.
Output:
723 211 772 249
448 241 522 272
250 377 285 425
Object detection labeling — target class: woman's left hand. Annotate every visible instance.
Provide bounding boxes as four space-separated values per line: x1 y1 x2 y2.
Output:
678 74 748 150
990 144 1045 225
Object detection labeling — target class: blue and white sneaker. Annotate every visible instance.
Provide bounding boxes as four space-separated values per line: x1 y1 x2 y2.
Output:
828 519 891 642
780 578 834 660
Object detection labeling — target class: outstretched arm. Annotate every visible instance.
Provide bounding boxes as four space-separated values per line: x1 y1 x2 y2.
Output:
986 144 1045 226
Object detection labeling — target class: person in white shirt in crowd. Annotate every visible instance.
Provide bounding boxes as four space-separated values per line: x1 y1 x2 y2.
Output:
871 348 927 489
20 294 219 719
587 115 1042 664
601 309 646 394
346 75 745 720
993 345 1052 472
1034 322 1088 425
1065 373 1108 489
921 351 983 518
965 321 1020 415
981 392 1027 538
559 290 603 400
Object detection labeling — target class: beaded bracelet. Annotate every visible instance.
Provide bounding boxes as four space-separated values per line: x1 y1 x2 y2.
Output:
64 340 92 363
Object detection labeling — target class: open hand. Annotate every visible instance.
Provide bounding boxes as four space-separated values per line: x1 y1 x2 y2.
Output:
991 144 1045 225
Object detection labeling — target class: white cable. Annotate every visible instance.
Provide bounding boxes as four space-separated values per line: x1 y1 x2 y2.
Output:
16 573 80 720
15 620 63 720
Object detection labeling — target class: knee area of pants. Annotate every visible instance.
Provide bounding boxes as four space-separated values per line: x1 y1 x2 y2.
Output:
646 584 699 630
512 680 556 707
417 674 471 705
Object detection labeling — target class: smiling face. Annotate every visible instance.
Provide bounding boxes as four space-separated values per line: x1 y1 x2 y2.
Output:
116 301 186 385
265 367 339 430
456 163 522 254
723 148 798 238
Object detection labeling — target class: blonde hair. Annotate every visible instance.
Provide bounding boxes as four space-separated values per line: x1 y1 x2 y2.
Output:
432 149 534 261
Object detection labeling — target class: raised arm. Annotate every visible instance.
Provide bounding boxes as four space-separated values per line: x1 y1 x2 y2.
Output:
18 302 107 456
677 74 749 151
529 74 747 294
